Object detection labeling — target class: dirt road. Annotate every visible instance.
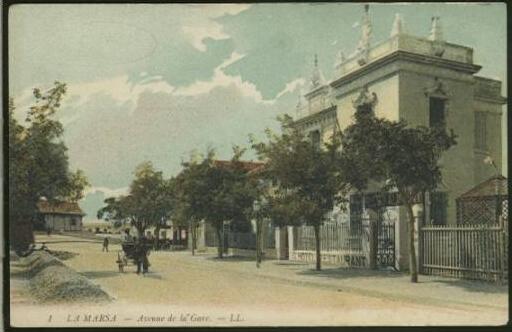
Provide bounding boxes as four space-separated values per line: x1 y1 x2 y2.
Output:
10 234 508 327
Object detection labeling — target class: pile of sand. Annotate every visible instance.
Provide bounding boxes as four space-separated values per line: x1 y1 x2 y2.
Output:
20 251 111 303
46 250 79 261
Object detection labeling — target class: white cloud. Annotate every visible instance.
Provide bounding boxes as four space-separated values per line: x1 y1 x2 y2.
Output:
352 21 360 28
181 4 251 52
84 186 129 198
66 75 175 108
182 24 230 52
54 75 175 125
275 78 306 99
173 52 274 104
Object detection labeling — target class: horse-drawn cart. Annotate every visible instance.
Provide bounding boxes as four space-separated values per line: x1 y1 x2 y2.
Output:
116 241 152 272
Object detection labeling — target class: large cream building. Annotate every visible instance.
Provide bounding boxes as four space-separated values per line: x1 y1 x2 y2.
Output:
294 7 506 226
291 7 506 270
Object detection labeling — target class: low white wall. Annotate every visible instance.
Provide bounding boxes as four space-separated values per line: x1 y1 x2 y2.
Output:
289 250 364 267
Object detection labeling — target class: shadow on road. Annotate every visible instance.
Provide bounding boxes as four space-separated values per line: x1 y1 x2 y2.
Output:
429 279 508 294
80 271 120 279
206 255 256 262
297 267 403 280
142 272 163 280
273 261 310 266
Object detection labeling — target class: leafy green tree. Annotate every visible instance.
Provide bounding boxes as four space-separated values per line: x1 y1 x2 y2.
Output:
9 82 89 253
97 162 174 249
175 148 258 258
339 108 457 282
174 150 215 256
64 169 91 202
251 115 341 271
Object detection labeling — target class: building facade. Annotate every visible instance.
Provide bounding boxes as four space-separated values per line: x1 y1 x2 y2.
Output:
295 8 505 225
292 7 506 270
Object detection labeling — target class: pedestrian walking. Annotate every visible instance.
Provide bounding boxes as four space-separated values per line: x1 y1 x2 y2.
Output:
135 236 150 275
102 236 109 252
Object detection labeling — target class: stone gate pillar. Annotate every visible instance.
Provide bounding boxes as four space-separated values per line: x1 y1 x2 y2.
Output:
287 226 296 260
412 202 424 275
367 208 379 269
360 209 371 268
275 226 289 260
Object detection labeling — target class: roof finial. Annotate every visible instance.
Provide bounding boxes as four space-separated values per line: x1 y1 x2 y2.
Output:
296 89 303 109
390 13 404 37
357 4 372 51
356 4 372 65
310 54 325 90
334 51 346 70
428 16 443 41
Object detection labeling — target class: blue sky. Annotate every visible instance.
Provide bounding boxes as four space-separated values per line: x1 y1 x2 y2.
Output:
9 3 507 221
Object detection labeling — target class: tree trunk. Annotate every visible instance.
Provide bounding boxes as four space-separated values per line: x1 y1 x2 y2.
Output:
11 217 35 254
314 224 321 271
215 225 223 259
405 203 418 283
154 224 161 250
256 219 262 268
190 222 197 256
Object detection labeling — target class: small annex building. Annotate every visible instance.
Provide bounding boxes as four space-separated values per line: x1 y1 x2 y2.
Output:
36 199 85 232
456 175 508 225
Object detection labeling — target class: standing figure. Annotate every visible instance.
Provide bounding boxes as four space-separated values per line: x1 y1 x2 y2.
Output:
103 236 109 252
135 236 150 274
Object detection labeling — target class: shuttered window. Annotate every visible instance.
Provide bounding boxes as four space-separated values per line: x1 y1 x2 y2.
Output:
429 97 446 128
474 112 487 150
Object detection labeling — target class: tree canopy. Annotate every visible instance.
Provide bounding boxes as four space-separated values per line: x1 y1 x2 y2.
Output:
97 161 174 237
251 114 342 270
9 82 90 251
339 108 457 282
174 148 258 257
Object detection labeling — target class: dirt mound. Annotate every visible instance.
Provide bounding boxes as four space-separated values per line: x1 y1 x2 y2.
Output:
22 251 66 277
46 250 79 261
21 251 111 303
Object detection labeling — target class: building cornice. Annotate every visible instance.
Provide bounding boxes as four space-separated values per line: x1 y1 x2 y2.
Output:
474 95 508 105
304 84 329 99
293 105 337 130
331 50 482 89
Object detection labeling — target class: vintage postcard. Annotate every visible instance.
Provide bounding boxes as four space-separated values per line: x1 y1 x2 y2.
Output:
6 2 508 328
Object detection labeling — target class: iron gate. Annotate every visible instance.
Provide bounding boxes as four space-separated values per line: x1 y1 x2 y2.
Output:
376 219 395 268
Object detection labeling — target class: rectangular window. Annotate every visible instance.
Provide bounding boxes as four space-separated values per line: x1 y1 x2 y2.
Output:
429 97 446 127
429 192 448 225
474 112 487 150
310 130 321 150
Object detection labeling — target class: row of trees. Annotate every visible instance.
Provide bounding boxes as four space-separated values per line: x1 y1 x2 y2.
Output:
97 148 260 258
97 99 456 283
8 82 457 283
9 82 90 253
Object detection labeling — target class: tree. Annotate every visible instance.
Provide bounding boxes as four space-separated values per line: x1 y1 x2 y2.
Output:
339 108 456 282
174 150 215 256
174 148 258 258
251 115 341 271
64 169 91 202
97 161 174 249
9 82 90 253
